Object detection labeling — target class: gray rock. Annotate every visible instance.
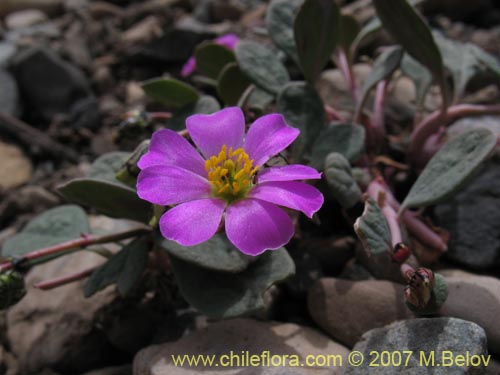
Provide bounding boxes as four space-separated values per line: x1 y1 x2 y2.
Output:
0 69 19 115
133 319 349 375
440 272 500 355
0 42 17 67
82 365 132 375
10 47 98 128
5 9 48 30
308 278 413 347
345 318 489 374
435 157 500 269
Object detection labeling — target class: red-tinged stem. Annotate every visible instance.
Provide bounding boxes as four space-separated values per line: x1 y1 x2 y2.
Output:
409 103 500 163
400 263 414 280
148 112 173 120
336 49 359 101
367 178 447 252
177 129 189 137
34 266 98 290
324 104 345 122
0 227 151 273
372 80 388 140
366 179 402 248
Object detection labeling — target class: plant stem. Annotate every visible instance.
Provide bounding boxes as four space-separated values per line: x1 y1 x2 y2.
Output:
409 103 500 163
324 104 345 122
34 266 98 290
372 80 388 140
336 49 359 101
400 263 414 280
0 226 151 273
148 112 173 120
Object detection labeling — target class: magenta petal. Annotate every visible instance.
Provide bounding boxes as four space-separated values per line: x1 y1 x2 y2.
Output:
257 164 322 183
137 165 211 206
249 181 324 218
181 56 196 77
186 107 245 158
137 129 206 176
214 34 240 50
244 114 299 166
225 198 294 256
159 198 225 246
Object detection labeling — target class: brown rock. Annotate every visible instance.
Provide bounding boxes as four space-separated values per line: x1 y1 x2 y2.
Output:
133 319 349 375
308 278 413 346
441 272 500 354
6 251 117 374
0 141 33 190
5 9 48 30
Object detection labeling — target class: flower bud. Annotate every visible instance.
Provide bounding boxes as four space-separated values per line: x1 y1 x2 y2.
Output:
391 242 411 264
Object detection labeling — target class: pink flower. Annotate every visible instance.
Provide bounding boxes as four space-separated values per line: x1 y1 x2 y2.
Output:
136 107 324 255
181 34 240 77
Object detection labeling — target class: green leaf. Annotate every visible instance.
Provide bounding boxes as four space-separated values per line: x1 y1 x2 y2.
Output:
434 32 500 100
2 205 89 257
310 123 365 170
400 54 432 108
58 178 151 223
350 17 381 57
324 152 362 209
217 63 251 106
84 235 150 297
373 0 446 100
339 15 360 53
354 197 391 256
141 78 199 109
247 87 274 112
294 0 340 84
159 233 253 273
276 81 325 161
266 0 304 64
357 46 403 115
170 248 295 318
235 40 290 95
89 152 130 183
400 128 497 212
168 95 221 131
194 42 236 79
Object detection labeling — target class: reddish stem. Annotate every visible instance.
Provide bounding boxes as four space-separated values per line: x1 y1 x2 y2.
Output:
400 263 414 280
324 104 345 122
336 49 359 101
148 112 173 120
372 80 388 140
367 178 447 252
34 266 98 290
409 103 500 163
0 227 151 273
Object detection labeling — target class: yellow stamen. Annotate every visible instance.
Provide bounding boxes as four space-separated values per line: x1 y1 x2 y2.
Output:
205 145 258 201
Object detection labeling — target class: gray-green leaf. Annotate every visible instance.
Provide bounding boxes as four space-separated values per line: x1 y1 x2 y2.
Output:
2 205 89 257
354 197 392 256
324 152 362 209
170 248 295 319
373 0 446 102
400 54 432 109
194 42 236 80
276 81 325 161
294 0 340 84
168 95 220 131
357 46 403 115
88 152 130 183
266 0 304 64
217 63 251 106
84 235 150 297
235 41 290 95
159 233 253 273
310 123 365 170
58 178 151 223
141 78 199 109
400 128 497 213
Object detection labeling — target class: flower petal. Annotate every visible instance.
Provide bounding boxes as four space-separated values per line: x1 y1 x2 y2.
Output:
244 114 299 166
214 34 240 50
186 107 245 158
137 129 206 176
257 164 322 183
225 198 294 256
137 165 211 206
159 198 225 246
249 181 324 218
181 56 196 77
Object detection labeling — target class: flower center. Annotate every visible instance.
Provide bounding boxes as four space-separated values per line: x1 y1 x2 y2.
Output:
205 145 258 201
